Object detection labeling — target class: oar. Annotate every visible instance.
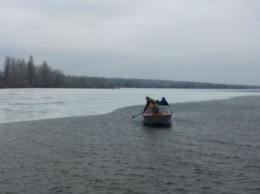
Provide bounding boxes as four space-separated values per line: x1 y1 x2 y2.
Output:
132 112 143 118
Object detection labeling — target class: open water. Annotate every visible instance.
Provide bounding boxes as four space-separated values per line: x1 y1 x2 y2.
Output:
0 96 259 194
0 88 259 123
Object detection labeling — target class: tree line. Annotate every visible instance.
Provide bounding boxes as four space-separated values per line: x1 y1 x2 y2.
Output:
1 55 259 89
0 56 114 88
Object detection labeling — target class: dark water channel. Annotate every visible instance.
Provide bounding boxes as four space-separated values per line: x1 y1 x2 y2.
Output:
0 96 260 194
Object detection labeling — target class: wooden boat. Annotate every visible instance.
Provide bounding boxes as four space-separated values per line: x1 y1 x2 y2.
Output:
143 105 172 125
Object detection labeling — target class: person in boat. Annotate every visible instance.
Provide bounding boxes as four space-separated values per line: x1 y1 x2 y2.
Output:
143 96 159 113
159 97 169 106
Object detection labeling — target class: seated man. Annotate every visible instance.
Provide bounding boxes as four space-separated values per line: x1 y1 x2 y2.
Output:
159 97 169 106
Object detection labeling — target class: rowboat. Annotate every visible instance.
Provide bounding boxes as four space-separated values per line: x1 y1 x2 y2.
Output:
143 105 172 125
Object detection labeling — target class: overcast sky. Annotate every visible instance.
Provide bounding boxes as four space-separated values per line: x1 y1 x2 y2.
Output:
1 0 259 85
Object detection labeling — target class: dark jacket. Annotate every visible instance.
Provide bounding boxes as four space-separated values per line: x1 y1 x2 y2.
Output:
160 97 169 106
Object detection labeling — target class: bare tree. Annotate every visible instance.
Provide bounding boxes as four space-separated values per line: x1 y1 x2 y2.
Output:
52 69 65 87
37 61 52 87
27 55 36 87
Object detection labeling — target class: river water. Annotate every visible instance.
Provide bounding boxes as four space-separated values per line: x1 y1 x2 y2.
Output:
0 88 259 123
0 96 260 194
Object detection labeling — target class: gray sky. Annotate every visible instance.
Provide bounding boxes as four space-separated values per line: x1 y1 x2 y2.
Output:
1 0 260 85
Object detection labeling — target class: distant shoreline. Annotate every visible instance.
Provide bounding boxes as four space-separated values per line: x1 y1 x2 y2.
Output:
1 56 260 89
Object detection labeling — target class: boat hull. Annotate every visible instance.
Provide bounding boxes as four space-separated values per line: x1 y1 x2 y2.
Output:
143 112 172 125
143 105 172 125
